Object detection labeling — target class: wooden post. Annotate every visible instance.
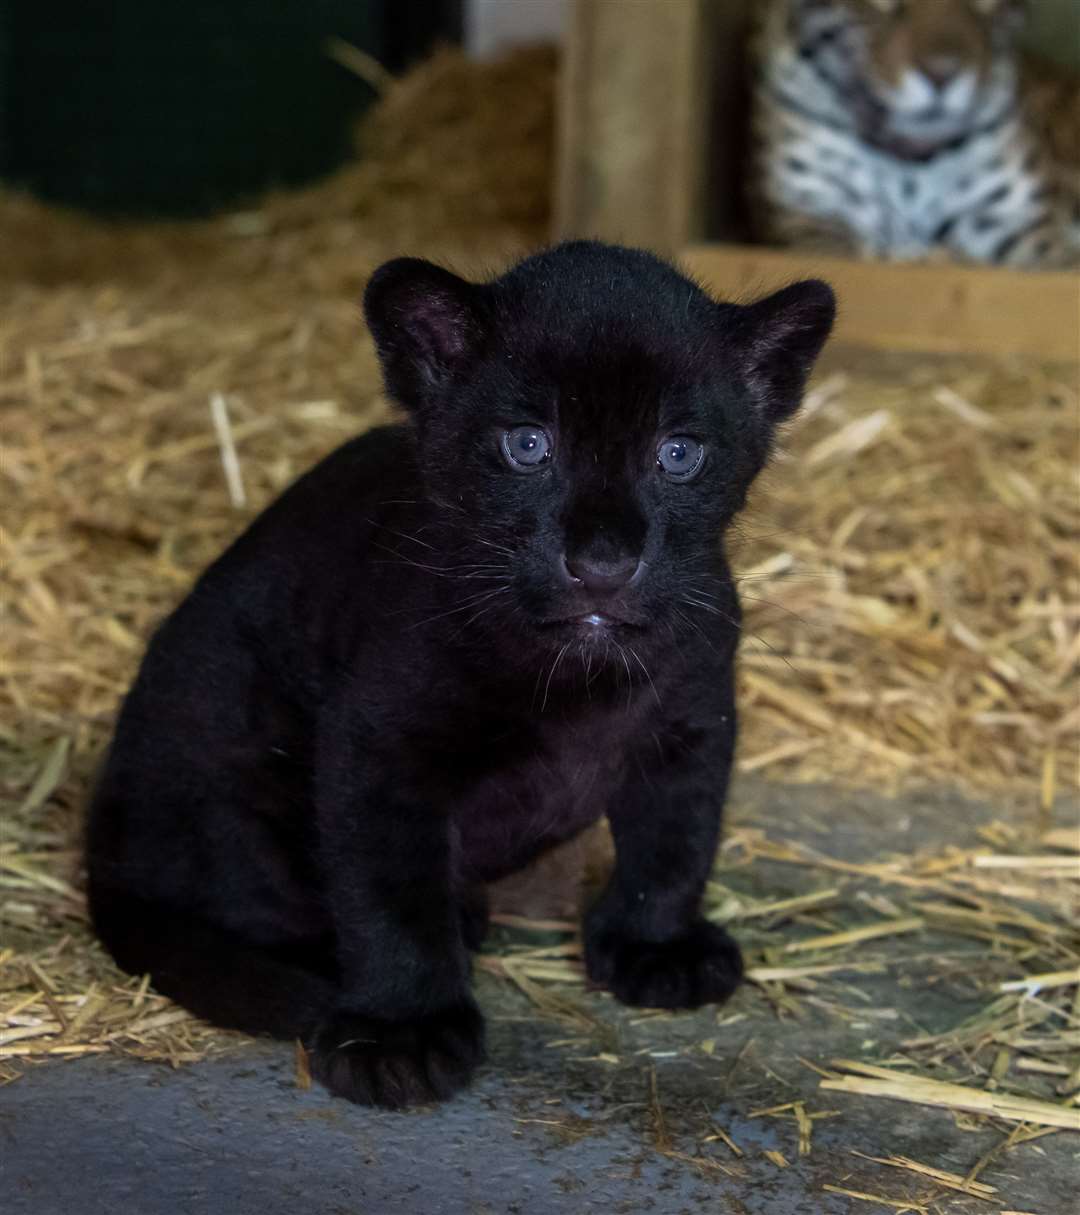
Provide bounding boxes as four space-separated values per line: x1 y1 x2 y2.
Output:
555 0 712 252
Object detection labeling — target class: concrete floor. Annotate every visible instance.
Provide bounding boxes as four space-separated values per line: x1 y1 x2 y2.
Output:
4 781 1077 1214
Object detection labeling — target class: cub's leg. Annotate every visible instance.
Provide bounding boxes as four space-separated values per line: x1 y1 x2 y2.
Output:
459 886 491 952
308 719 484 1108
585 701 743 1009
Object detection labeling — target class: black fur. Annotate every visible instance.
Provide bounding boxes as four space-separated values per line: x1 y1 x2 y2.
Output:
86 241 834 1107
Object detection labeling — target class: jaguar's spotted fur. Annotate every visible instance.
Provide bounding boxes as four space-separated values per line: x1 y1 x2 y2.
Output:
750 0 1080 267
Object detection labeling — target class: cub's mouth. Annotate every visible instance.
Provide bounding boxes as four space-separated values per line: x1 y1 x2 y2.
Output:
540 610 647 632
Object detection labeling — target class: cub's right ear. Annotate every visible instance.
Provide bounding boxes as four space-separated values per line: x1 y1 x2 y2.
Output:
363 258 488 409
737 279 835 424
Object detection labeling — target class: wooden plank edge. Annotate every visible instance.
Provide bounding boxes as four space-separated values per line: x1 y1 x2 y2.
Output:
680 243 1080 360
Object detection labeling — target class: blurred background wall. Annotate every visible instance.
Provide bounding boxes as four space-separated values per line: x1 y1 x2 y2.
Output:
0 0 1076 219
465 0 567 59
465 0 1080 71
1025 0 1080 71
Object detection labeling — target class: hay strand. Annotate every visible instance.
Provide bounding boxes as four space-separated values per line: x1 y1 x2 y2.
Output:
822 1060 1080 1130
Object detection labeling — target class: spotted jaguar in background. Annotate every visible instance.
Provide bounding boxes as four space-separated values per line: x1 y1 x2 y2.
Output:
749 0 1080 267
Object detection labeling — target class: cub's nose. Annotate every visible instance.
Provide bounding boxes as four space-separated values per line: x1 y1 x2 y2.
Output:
562 553 642 595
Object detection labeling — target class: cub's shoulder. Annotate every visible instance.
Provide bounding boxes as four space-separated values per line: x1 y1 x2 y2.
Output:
192 422 420 598
247 422 418 532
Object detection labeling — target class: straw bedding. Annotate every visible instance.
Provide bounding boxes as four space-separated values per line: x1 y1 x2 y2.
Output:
1 44 1077 1152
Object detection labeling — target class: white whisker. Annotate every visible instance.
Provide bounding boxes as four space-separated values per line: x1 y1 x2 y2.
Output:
541 643 571 712
627 646 661 709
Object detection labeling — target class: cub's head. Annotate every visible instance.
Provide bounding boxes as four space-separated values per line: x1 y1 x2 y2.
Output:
799 0 1025 140
365 242 833 680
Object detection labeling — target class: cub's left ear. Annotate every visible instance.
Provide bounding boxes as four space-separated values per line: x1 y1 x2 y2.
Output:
737 280 836 423
364 258 488 410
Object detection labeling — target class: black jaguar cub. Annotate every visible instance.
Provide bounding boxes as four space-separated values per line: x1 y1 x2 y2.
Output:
87 242 834 1107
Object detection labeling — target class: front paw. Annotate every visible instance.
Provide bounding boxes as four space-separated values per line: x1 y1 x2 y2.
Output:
585 919 743 1009
309 1001 485 1107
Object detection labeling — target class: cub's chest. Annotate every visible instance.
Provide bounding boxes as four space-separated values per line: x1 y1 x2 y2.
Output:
452 709 644 884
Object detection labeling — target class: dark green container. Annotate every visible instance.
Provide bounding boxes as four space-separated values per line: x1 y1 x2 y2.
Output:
1 0 384 216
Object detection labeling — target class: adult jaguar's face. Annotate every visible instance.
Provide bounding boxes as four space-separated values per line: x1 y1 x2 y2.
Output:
846 0 1026 120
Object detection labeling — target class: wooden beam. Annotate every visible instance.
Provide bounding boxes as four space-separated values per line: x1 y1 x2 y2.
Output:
555 0 710 252
681 244 1080 361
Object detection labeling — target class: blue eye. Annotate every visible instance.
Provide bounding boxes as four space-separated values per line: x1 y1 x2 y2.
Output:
502 426 552 470
657 436 704 479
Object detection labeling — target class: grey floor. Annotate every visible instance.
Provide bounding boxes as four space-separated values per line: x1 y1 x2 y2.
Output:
4 781 1077 1215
